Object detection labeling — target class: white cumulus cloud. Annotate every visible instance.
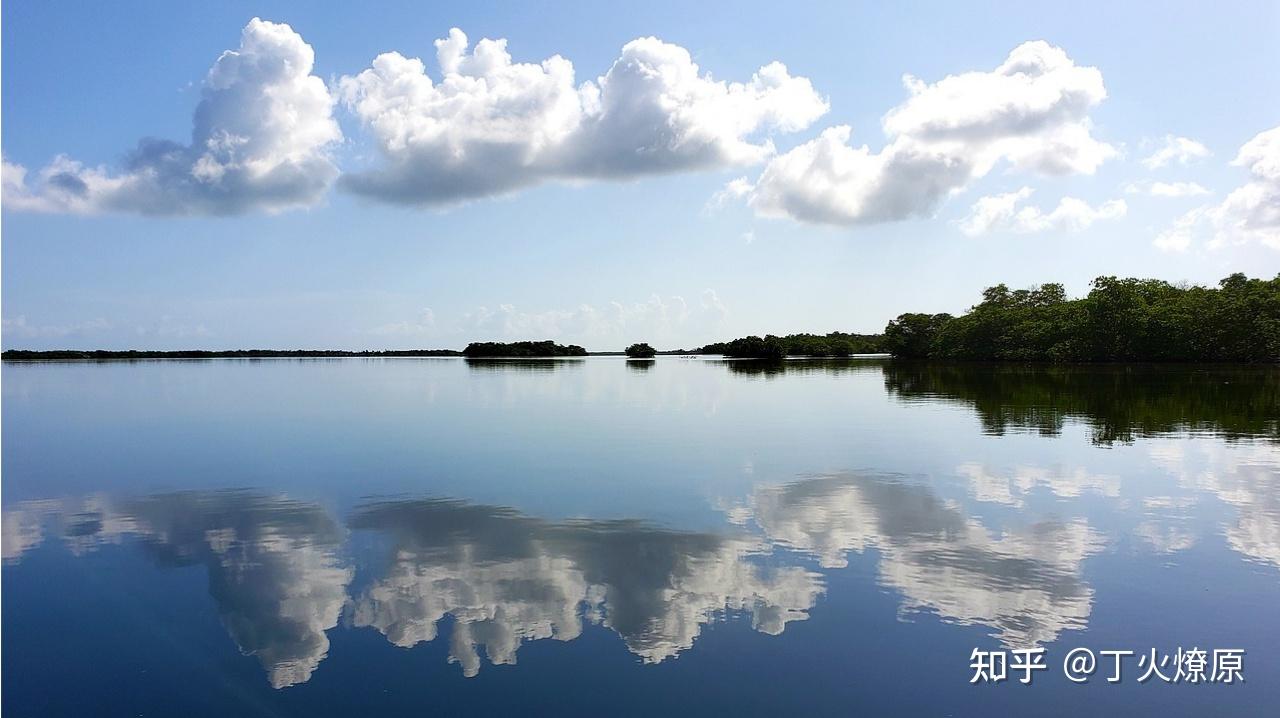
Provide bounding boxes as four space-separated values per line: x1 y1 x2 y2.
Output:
1140 134 1211 169
337 29 828 206
1154 125 1280 252
2 18 340 216
958 187 1126 236
732 41 1116 226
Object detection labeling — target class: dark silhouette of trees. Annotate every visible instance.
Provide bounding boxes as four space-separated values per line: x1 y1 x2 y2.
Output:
884 273 1279 363
625 343 657 358
699 332 883 358
883 313 953 358
461 341 587 357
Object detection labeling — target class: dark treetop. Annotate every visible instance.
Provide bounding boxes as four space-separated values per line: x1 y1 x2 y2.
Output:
698 332 885 359
625 343 657 358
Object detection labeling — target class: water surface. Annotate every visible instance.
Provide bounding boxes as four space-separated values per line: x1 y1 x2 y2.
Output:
3 358 1277 715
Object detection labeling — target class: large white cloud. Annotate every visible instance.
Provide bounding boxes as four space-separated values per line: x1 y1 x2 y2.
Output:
2 19 340 216
732 41 1116 226
958 187 1126 236
1154 125 1280 251
337 29 828 205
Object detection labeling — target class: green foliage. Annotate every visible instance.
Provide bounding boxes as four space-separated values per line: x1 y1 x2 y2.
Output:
461 341 587 357
699 332 884 358
713 335 788 359
884 274 1280 362
883 313 953 358
624 342 657 358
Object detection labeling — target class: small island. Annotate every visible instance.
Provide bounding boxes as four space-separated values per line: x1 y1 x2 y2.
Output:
625 343 657 358
461 341 587 358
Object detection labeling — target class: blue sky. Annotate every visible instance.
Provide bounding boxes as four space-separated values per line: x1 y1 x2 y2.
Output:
3 0 1278 350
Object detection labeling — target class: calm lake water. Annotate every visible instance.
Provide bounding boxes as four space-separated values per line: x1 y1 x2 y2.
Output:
3 357 1278 716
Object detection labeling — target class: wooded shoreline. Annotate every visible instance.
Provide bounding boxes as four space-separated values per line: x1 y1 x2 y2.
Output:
6 274 1277 364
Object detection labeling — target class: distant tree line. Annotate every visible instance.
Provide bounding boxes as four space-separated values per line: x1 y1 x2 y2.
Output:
10 274 1275 364
883 273 1280 363
461 341 587 357
0 349 462 361
698 332 885 359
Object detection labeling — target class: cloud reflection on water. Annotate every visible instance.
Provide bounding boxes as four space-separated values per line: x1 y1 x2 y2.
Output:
4 451 1278 687
349 499 822 674
3 492 351 688
729 473 1100 646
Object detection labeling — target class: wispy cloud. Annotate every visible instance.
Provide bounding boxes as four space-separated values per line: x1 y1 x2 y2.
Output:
370 308 436 336
1154 125 1280 252
958 187 1126 236
1140 134 1211 169
2 315 113 339
1123 180 1211 198
375 292 730 346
